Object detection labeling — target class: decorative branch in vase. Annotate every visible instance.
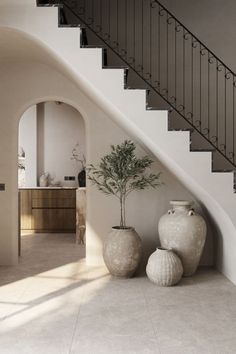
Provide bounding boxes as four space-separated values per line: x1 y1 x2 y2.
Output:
71 142 86 187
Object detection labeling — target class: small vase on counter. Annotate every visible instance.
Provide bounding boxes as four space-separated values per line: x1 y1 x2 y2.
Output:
158 200 207 276
39 173 49 187
78 168 86 187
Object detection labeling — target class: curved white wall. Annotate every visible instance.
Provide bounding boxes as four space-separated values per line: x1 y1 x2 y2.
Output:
19 105 37 187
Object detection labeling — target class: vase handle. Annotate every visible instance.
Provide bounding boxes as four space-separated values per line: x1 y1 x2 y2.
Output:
188 209 195 216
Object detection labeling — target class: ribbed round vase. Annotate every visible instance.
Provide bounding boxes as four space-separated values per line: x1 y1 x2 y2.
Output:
103 227 142 278
159 200 207 276
146 247 183 286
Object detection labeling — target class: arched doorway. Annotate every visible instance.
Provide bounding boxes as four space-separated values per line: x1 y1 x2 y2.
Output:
18 100 86 270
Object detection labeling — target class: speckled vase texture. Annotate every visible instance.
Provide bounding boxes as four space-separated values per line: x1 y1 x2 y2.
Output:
146 248 183 286
158 200 207 276
103 227 142 278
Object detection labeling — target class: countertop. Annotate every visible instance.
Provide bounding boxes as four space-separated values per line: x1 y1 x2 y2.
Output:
19 187 79 190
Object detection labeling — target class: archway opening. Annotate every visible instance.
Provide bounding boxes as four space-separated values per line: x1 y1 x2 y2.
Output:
18 100 86 272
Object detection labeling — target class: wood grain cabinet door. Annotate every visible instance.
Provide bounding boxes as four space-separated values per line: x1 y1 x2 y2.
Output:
20 189 76 232
32 208 76 231
20 190 32 230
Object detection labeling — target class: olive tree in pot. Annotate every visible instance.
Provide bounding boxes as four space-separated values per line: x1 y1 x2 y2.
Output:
88 140 162 277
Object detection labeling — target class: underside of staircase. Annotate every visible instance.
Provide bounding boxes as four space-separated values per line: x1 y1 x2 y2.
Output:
0 0 236 283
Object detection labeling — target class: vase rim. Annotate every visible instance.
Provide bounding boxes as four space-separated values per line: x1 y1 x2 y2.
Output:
112 226 134 231
170 200 193 207
156 247 172 252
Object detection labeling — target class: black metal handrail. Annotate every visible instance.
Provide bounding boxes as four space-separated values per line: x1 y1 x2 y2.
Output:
38 0 236 170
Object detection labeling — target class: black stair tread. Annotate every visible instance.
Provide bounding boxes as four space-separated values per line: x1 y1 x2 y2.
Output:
102 66 129 70
190 148 214 152
169 127 195 133
82 45 103 49
146 107 156 110
212 170 234 173
167 129 191 133
37 3 60 6
59 24 81 28
126 87 146 90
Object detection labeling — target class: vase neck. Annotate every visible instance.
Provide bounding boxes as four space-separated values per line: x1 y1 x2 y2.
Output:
170 200 192 212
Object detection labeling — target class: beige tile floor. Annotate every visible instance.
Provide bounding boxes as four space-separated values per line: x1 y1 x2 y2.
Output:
0 233 236 354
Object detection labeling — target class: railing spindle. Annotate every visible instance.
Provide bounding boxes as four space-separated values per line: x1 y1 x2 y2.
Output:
158 5 161 91
233 79 235 163
150 0 152 83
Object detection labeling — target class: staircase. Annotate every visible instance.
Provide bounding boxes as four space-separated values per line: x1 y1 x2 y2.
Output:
1 0 236 283
50 0 236 176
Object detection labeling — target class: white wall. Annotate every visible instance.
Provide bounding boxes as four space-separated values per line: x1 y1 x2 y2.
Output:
18 105 37 187
19 101 86 187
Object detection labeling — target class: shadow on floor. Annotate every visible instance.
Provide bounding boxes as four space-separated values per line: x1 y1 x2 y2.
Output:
0 233 86 286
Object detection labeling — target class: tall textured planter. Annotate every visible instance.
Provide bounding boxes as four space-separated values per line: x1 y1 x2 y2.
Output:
146 248 183 286
158 201 207 276
103 227 142 278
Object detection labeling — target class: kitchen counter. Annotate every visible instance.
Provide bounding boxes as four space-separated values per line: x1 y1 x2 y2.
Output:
19 187 78 190
19 188 77 233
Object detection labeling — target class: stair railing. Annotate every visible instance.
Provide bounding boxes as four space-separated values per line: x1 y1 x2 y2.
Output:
38 0 236 169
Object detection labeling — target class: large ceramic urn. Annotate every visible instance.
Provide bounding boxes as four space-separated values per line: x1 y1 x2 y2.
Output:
158 201 207 276
103 227 142 278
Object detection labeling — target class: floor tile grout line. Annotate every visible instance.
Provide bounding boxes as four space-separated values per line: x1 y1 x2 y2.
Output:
139 280 162 354
67 281 86 354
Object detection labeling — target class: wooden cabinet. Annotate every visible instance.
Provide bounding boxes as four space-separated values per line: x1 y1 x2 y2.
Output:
20 189 33 230
19 188 76 233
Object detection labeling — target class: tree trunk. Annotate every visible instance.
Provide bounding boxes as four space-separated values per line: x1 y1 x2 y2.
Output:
123 195 126 228
120 196 124 228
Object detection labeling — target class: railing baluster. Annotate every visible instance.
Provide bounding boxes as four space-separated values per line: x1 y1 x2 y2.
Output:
141 0 144 74
108 0 110 41
225 67 227 154
216 61 219 148
183 29 185 115
116 0 118 49
100 0 102 34
150 0 152 84
166 12 168 99
175 20 177 108
208 52 210 138
233 79 235 163
158 5 160 91
191 36 193 123
92 0 94 29
125 0 127 59
133 0 135 69
200 45 202 131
